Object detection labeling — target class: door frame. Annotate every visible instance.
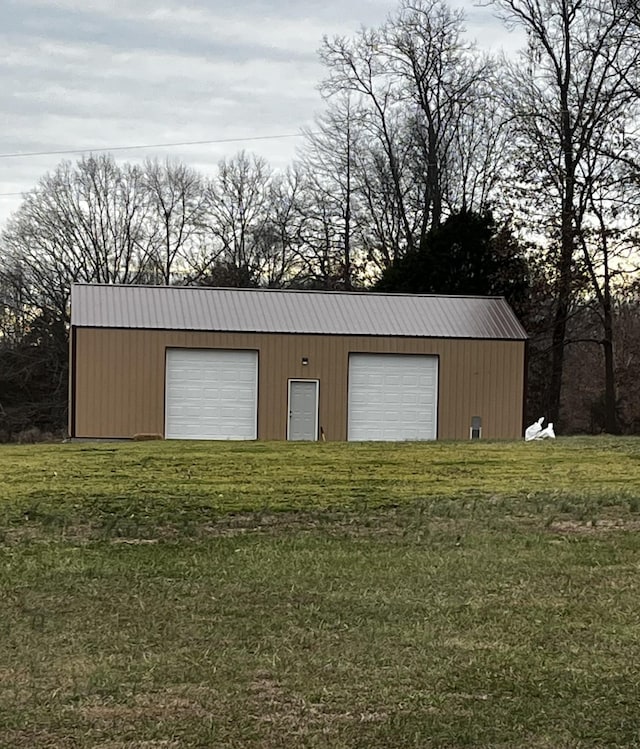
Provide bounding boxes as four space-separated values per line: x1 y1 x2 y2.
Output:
287 378 320 441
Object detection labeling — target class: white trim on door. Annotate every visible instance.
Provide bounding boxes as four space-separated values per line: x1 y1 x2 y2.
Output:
287 379 319 441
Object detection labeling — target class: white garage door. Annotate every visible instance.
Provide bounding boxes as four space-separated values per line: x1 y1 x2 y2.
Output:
348 354 438 441
165 349 258 440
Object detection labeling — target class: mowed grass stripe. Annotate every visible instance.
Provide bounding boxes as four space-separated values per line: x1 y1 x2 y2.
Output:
1 437 640 533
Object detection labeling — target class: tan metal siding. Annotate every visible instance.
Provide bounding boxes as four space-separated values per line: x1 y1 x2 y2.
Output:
73 329 525 440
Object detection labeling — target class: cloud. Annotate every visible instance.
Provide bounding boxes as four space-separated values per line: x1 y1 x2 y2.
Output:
0 0 521 226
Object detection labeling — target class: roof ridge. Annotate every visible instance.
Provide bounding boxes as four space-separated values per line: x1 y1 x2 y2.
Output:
70 282 505 301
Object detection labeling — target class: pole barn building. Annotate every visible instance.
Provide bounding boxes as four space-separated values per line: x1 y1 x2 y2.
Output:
69 284 527 441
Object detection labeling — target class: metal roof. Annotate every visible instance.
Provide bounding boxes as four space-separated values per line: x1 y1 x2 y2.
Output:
70 284 527 340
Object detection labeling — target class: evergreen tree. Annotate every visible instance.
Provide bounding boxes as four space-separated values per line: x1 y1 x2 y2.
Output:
376 209 530 315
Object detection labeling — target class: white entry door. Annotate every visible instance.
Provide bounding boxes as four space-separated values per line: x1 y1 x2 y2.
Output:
165 348 258 440
347 353 438 441
288 380 319 441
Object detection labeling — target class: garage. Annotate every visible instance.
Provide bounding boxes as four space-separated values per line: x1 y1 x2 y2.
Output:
165 348 258 440
348 353 438 441
70 284 527 441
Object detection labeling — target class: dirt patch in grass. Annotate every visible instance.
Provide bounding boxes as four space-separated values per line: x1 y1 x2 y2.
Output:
6 507 640 547
0 730 79 749
248 673 389 734
77 693 214 723
548 518 640 534
93 743 182 749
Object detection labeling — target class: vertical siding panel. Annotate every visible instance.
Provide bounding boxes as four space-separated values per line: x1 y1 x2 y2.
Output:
497 342 507 438
487 342 498 438
458 342 470 439
469 342 480 438
91 332 103 435
498 342 508 438
93 331 104 436
128 332 138 436
102 331 112 436
261 335 270 439
74 330 85 436
481 342 491 438
472 341 482 437
498 342 510 438
465 342 475 439
120 331 131 436
324 335 341 441
76 331 87 436
460 342 471 439
439 340 451 438
456 342 463 438
276 334 288 440
472 342 482 437
514 344 523 437
495 342 504 437
450 340 460 439
258 335 268 439
341 336 350 440
130 331 141 434
480 342 489 436
512 343 525 438
106 330 117 436
149 331 163 436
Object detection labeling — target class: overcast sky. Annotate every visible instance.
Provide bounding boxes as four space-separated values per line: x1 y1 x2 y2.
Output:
0 0 524 228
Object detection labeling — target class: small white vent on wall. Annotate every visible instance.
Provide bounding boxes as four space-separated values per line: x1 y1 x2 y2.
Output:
470 416 482 439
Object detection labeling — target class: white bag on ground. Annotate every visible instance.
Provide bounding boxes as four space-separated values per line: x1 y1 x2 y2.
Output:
525 417 544 441
537 422 556 439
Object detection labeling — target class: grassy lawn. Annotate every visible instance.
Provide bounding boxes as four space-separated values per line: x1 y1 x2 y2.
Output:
1 437 640 747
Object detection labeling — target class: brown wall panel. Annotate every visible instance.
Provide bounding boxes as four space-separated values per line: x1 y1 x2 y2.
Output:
72 328 525 440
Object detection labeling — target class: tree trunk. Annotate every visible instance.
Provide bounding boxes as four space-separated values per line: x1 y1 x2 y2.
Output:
548 289 569 426
602 254 619 433
343 116 352 290
548 13 575 429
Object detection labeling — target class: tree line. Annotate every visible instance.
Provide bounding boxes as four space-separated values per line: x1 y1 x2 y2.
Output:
1 0 639 440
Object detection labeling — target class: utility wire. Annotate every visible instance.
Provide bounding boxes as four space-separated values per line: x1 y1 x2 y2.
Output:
0 132 303 161
0 131 308 198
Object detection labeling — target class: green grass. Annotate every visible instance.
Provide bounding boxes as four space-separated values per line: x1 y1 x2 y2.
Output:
1 437 640 747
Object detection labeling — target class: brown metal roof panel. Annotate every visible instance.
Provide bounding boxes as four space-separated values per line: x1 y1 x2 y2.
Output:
70 284 527 340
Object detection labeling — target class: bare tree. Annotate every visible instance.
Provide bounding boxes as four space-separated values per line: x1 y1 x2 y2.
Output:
384 0 495 227
142 159 207 285
321 24 422 259
1 155 155 321
297 96 371 288
320 0 499 263
573 150 640 432
253 168 308 288
495 0 640 427
0 155 162 434
197 152 273 286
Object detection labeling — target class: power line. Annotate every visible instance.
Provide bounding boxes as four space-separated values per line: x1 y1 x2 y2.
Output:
0 132 304 161
0 131 308 199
